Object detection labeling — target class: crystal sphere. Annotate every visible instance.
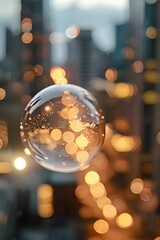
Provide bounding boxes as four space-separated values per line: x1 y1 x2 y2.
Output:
20 84 105 173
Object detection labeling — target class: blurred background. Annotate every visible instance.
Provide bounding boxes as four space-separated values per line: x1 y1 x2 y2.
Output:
0 0 160 239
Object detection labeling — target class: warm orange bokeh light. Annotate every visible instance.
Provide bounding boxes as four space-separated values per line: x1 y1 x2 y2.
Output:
85 171 100 185
105 68 118 81
116 213 133 229
130 178 144 194
21 32 33 44
93 219 109 234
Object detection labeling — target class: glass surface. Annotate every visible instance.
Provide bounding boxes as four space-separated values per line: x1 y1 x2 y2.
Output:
20 84 105 172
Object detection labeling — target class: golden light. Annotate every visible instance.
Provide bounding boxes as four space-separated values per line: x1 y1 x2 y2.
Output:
23 70 35 82
14 157 26 170
66 25 80 39
67 106 79 120
104 124 113 140
0 139 3 149
103 204 117 220
0 162 12 174
21 18 32 32
130 178 144 194
37 184 53 202
143 91 159 104
144 70 159 83
93 219 109 234
146 26 157 39
97 196 111 209
50 66 66 84
45 106 51 112
132 60 144 73
105 68 118 81
61 92 76 106
75 184 89 199
112 83 135 99
50 129 62 141
24 148 31 156
113 117 130 133
0 88 6 100
111 134 135 152
76 150 89 163
62 131 75 143
21 32 33 44
38 203 54 218
75 135 89 149
116 213 133 229
70 120 84 132
90 182 106 199
65 142 78 155
85 171 100 185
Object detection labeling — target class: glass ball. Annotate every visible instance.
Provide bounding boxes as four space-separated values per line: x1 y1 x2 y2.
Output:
20 84 105 173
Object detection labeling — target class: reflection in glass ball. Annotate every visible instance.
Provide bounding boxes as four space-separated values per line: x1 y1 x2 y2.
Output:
20 84 105 173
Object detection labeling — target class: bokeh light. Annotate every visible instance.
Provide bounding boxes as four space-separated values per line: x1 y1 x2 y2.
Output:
146 26 157 39
130 178 144 194
116 213 133 229
65 24 80 39
103 204 117 220
20 84 105 173
14 157 26 170
105 68 118 81
0 88 6 100
93 219 109 234
85 171 100 185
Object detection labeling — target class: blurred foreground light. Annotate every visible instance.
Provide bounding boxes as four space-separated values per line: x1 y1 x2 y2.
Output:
38 203 54 218
37 184 53 202
90 182 106 199
23 70 35 83
14 157 26 170
0 88 6 100
111 134 135 152
143 91 159 104
21 18 32 32
113 117 130 133
34 64 44 76
112 83 135 99
146 26 157 39
66 24 80 39
21 32 33 44
103 204 117 220
123 47 135 59
130 178 144 194
132 60 144 73
85 171 100 185
105 68 118 81
96 196 111 209
50 66 67 84
93 219 109 234
116 213 133 229
75 184 89 199
140 188 152 201
0 162 12 174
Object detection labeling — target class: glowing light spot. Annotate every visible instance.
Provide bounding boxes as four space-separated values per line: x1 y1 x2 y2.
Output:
146 26 157 39
37 184 53 201
76 150 89 162
70 120 84 132
67 106 79 120
24 148 31 155
61 92 76 106
65 142 78 154
143 91 159 104
60 108 69 119
21 18 32 32
75 135 88 148
97 196 111 209
116 213 133 229
130 178 144 194
112 83 135 99
85 171 100 185
50 66 66 82
66 25 80 39
54 77 68 85
103 204 117 220
38 203 54 218
90 182 106 198
14 157 26 170
105 68 118 81
111 134 135 152
21 32 33 44
123 47 135 59
140 188 152 201
0 88 6 100
45 106 51 112
62 131 75 142
93 219 109 234
51 129 62 141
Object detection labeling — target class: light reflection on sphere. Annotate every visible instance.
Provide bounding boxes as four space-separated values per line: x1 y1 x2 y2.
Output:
20 84 105 173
